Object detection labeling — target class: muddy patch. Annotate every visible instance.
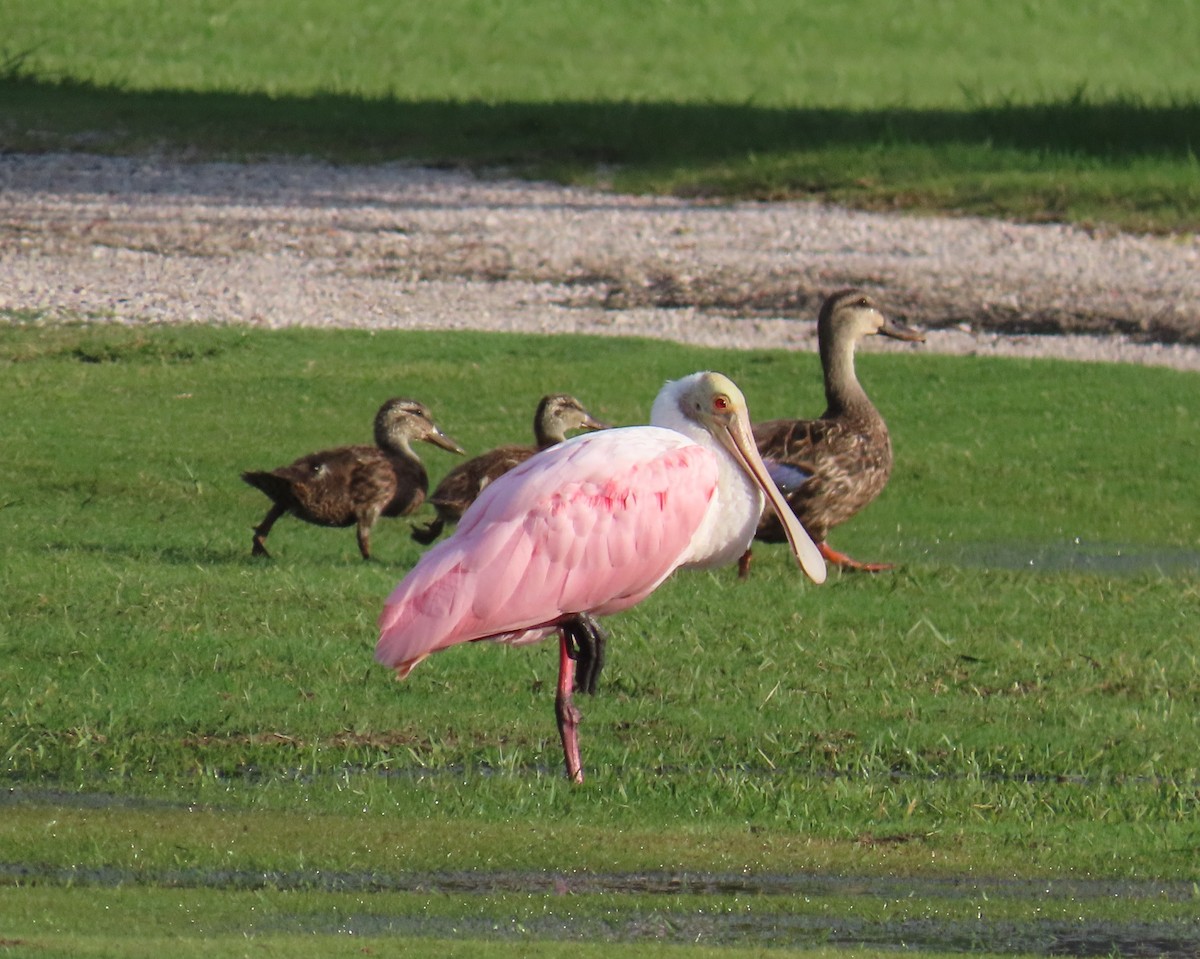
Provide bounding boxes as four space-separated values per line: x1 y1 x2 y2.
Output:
3 861 1197 955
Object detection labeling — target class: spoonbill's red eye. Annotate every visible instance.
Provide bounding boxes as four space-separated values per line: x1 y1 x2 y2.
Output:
713 395 729 412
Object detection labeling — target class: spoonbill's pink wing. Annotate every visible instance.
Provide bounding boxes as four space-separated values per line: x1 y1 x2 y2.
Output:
377 427 718 677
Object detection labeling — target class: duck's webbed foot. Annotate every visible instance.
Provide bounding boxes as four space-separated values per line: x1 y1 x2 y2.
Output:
251 504 286 557
819 541 894 573
355 525 375 561
562 613 608 696
411 517 444 545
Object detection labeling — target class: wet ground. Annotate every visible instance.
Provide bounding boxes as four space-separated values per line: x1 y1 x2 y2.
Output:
913 540 1200 575
3 858 1198 955
4 786 1197 957
5 532 1197 957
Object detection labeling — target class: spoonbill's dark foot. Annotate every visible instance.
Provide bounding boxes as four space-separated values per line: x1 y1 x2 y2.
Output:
563 613 607 696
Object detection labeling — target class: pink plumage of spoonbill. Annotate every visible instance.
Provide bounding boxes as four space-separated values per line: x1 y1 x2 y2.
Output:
376 371 827 783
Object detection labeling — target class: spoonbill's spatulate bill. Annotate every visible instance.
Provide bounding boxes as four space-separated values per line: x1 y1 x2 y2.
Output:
377 372 825 782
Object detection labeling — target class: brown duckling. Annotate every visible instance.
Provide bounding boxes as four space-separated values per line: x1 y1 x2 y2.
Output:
742 289 924 576
243 397 464 560
412 393 607 545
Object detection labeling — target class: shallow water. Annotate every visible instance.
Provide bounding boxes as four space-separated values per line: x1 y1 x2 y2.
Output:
3 859 1197 956
912 539 1200 575
2 860 1193 900
260 912 1200 957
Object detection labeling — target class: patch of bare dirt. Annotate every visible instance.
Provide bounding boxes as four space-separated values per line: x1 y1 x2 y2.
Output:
2 153 1198 370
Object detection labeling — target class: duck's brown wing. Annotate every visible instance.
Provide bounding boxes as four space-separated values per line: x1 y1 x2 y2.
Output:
753 417 825 477
754 416 893 542
427 444 535 523
244 445 394 528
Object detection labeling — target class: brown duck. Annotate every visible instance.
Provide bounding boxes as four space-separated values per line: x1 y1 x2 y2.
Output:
742 289 924 576
243 397 464 560
412 393 607 545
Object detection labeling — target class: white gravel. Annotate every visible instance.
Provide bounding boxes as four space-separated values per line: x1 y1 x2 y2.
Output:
2 152 1199 371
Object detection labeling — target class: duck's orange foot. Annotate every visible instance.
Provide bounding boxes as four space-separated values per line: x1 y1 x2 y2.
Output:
819 542 894 573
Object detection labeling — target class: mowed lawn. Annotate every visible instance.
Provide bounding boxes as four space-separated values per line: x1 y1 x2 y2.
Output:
2 3 1199 952
1 324 1198 954
1 323 1197 855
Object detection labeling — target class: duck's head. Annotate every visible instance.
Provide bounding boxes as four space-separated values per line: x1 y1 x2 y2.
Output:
374 398 465 456
535 393 609 445
821 289 925 346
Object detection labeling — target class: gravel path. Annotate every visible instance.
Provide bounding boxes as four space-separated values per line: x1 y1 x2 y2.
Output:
2 152 1199 371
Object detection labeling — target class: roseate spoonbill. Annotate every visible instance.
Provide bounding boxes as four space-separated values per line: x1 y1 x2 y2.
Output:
413 393 607 545
242 397 463 560
377 371 826 783
740 289 924 577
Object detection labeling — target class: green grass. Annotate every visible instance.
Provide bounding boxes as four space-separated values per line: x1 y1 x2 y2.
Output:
4 5 1199 949
2 881 1196 957
2 323 1199 953
2 0 1199 232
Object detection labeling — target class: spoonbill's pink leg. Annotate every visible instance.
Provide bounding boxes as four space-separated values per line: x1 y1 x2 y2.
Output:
555 629 584 784
555 614 609 783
